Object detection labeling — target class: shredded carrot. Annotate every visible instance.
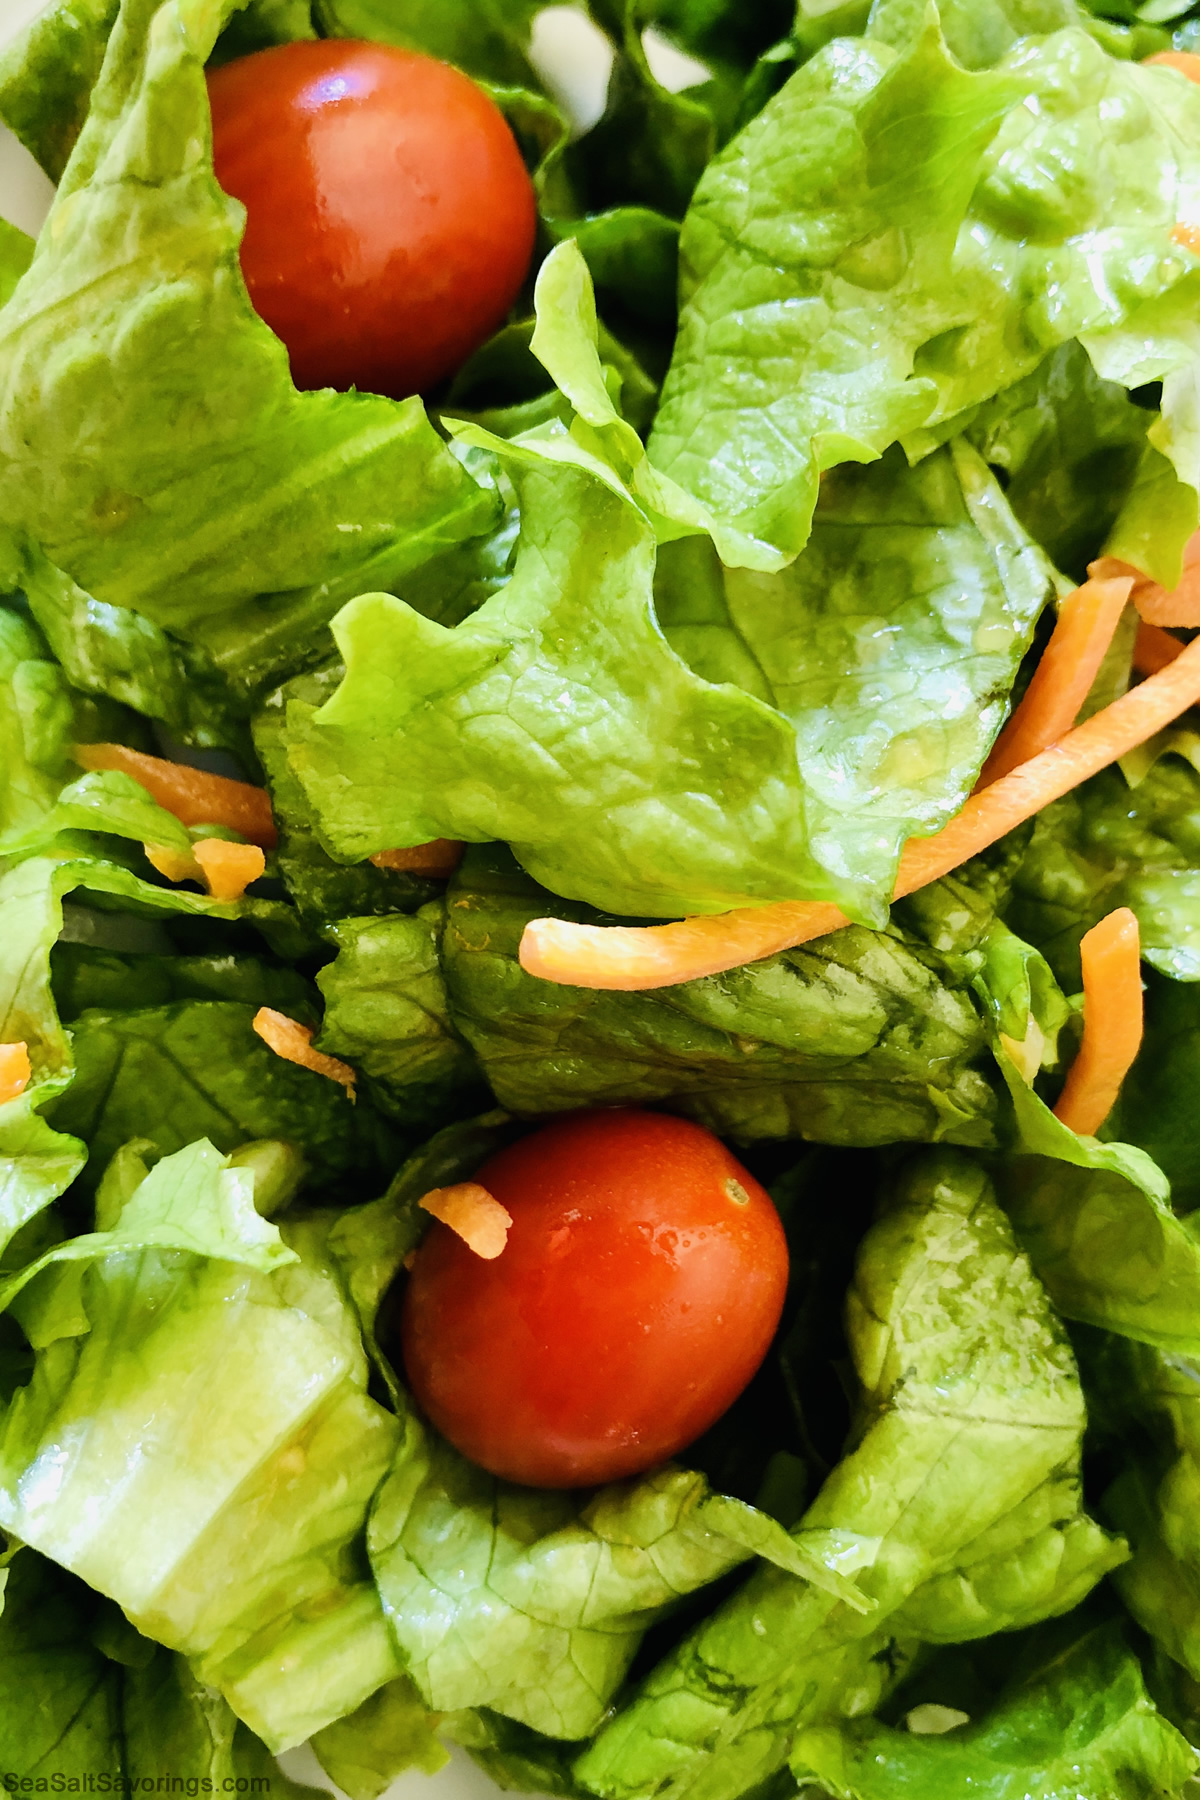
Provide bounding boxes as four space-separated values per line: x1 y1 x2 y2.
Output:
1052 908 1143 1137
0 1043 31 1105
521 633 1200 990
145 838 265 901
75 744 277 849
978 573 1133 786
418 1182 512 1260
193 839 266 901
1133 621 1185 676
370 841 465 878
1173 222 1200 257
1146 50 1200 81
252 1008 356 1091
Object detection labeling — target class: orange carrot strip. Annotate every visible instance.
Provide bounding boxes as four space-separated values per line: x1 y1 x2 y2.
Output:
418 1182 512 1260
1146 50 1200 81
145 838 266 900
1127 531 1200 628
370 841 465 878
144 843 201 885
978 574 1133 785
1173 222 1200 256
75 744 277 849
193 839 266 901
521 633 1200 991
1052 908 1143 1137
1133 621 1185 676
252 1008 356 1091
0 1044 31 1105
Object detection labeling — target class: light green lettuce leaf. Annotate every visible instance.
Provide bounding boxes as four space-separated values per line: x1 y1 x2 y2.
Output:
0 1097 87 1265
310 1675 448 1800
0 1159 403 1749
0 769 195 862
439 846 998 1146
370 1427 874 1742
0 0 495 654
791 1616 1196 1800
646 23 1200 568
316 909 487 1131
1102 440 1200 589
575 1150 1109 1800
0 220 34 311
286 449 817 919
253 674 438 924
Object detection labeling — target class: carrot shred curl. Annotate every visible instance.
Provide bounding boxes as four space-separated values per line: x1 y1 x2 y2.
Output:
978 573 1132 786
521 633 1200 991
418 1182 512 1260
1052 908 1143 1137
1133 620 1185 676
370 841 464 878
0 1044 31 1105
1097 532 1200 629
76 744 277 849
252 1008 356 1091
1147 50 1200 81
145 839 266 901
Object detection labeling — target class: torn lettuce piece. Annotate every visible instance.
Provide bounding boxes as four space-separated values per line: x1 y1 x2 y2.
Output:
0 219 34 310
310 1675 448 1800
1111 970 1200 1211
49 941 314 1021
0 0 118 181
962 341 1154 581
0 1097 87 1266
316 909 488 1132
370 1426 873 1743
0 0 495 646
0 1146 403 1750
253 675 437 923
46 999 399 1196
286 449 818 920
1005 759 1200 990
439 846 997 1146
575 1150 1110 1800
0 769 195 863
0 1546 325 1793
651 439 1052 915
791 1615 1196 1800
646 24 1200 568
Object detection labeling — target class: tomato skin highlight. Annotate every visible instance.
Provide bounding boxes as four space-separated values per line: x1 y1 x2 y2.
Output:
206 40 537 398
399 1111 790 1488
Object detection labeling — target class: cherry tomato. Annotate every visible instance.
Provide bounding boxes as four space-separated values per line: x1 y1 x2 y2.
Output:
206 40 537 398
400 1111 790 1488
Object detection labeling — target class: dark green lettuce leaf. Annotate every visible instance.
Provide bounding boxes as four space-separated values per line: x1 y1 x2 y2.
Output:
50 940 313 1020
791 1615 1196 1800
0 0 495 675
316 909 488 1131
0 1142 404 1750
1005 759 1200 990
314 0 544 91
1111 971 1200 1210
46 999 400 1195
963 341 1154 581
646 23 1200 569
438 847 997 1146
575 1150 1115 1800
0 0 119 182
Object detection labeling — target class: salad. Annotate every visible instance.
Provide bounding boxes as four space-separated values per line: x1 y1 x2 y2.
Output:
8 0 1200 1794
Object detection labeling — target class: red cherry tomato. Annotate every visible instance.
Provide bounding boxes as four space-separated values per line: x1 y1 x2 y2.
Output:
400 1111 790 1488
206 40 537 398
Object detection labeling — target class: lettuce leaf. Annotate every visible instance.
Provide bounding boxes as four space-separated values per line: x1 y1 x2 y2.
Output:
294 355 1051 920
0 1144 404 1750
0 0 495 661
791 1615 1196 1800
647 23 1200 568
1005 760 1200 989
439 846 997 1145
0 0 119 182
309 1675 448 1800
316 909 488 1131
1111 970 1200 1210
575 1150 1114 1800
314 0 544 92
